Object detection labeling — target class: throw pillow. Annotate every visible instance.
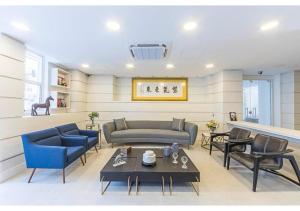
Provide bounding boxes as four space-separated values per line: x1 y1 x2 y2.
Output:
172 118 185 131
114 118 128 131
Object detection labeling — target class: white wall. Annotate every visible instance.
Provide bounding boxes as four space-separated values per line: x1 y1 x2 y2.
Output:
86 70 243 136
0 34 88 182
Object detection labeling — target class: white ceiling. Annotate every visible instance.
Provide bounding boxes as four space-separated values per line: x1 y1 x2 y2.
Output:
1 6 300 77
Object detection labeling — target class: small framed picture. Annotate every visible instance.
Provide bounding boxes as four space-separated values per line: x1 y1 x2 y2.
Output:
229 112 237 121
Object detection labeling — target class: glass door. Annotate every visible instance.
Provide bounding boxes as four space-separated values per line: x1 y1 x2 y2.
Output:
243 80 272 125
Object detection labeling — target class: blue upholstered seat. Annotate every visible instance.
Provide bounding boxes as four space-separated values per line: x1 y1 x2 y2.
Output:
21 128 87 183
56 123 99 151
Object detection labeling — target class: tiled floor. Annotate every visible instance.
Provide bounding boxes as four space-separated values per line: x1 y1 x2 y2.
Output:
1 142 300 205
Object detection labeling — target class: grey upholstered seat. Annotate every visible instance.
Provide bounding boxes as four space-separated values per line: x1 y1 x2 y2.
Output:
231 134 287 170
229 152 281 170
111 129 190 140
227 134 300 192
210 127 251 167
103 120 198 146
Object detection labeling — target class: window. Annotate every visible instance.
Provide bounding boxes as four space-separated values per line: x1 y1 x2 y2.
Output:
24 51 43 111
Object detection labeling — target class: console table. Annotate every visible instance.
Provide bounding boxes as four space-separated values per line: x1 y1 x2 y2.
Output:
227 121 300 143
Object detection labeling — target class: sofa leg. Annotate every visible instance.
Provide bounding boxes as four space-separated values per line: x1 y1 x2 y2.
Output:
84 153 87 163
95 146 98 153
63 168 65 184
187 145 190 150
111 143 114 148
28 168 36 183
80 156 85 166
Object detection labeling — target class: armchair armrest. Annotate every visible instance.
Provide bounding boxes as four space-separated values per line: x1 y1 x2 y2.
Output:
211 132 230 141
61 136 88 147
228 138 253 144
184 122 198 145
102 122 116 143
253 149 293 157
26 144 67 169
79 129 98 137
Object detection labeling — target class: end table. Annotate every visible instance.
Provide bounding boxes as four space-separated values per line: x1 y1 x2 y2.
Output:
201 132 224 150
86 123 102 149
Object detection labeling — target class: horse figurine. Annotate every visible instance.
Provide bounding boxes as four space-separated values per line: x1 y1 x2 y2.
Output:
31 96 54 116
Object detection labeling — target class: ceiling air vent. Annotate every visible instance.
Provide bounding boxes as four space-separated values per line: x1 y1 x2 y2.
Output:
129 44 167 60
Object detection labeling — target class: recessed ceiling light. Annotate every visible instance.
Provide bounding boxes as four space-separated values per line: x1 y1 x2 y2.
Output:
260 20 279 31
166 64 175 69
126 63 134 69
183 21 197 31
205 63 214 69
11 21 30 31
106 21 120 31
81 63 89 68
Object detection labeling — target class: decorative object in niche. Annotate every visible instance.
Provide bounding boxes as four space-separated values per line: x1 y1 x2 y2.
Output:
31 96 54 116
132 77 188 101
229 112 237 121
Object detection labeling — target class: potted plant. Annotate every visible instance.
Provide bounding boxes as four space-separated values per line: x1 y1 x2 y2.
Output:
206 119 219 133
88 112 99 125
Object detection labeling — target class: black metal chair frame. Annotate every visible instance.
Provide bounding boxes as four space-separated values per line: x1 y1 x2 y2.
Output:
226 141 300 192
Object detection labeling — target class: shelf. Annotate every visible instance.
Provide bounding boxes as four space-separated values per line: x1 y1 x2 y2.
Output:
51 84 70 89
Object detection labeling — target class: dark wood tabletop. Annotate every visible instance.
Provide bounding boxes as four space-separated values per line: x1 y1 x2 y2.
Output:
100 148 200 183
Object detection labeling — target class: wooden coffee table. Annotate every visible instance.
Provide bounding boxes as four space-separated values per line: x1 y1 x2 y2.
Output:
100 148 200 196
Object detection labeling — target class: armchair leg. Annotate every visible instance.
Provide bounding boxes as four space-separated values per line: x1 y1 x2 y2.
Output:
84 153 86 163
80 156 85 166
226 156 231 170
252 161 260 192
209 143 212 155
95 146 98 153
223 143 229 167
62 168 65 184
289 156 300 184
28 168 36 183
111 143 114 148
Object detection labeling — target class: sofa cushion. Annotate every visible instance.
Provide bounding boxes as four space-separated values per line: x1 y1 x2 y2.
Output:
114 118 128 131
172 118 185 131
56 123 80 135
66 146 85 163
111 129 190 140
88 137 98 148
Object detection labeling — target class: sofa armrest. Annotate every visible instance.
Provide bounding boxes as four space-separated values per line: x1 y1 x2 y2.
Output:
102 122 116 143
79 129 99 137
184 122 198 145
61 135 88 147
25 144 67 169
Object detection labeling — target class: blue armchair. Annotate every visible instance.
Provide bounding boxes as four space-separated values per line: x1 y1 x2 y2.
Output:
21 128 87 183
56 123 99 162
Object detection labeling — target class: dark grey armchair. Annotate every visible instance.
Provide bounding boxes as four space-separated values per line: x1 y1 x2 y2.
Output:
227 134 300 192
209 127 251 167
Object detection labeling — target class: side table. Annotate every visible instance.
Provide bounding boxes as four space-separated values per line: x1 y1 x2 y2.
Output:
86 123 102 149
201 132 224 150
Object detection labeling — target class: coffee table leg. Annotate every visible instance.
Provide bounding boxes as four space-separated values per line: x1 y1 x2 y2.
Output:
191 176 200 196
169 176 173 196
161 176 165 196
128 176 132 195
135 176 139 195
100 176 111 195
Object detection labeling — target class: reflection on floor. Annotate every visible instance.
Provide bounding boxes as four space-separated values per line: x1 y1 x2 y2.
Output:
1 142 300 205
